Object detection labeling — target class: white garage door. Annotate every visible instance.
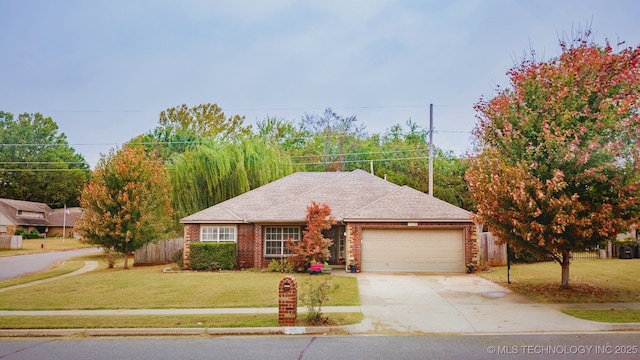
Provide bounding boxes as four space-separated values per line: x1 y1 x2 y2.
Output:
361 228 464 273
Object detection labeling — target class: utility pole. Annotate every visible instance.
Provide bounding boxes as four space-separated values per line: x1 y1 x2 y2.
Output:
429 103 434 196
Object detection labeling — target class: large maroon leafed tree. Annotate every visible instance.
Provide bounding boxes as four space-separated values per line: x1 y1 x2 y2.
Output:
466 33 640 288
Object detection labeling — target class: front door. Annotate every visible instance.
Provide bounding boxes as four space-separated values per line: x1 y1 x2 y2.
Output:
324 225 346 265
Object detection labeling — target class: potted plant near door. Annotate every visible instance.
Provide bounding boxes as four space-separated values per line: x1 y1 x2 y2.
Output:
321 262 332 274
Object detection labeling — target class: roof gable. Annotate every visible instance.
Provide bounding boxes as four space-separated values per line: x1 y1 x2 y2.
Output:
181 170 471 224
0 198 52 227
345 186 470 221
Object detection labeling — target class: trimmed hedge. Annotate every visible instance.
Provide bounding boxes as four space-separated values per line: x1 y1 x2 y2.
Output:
190 242 237 271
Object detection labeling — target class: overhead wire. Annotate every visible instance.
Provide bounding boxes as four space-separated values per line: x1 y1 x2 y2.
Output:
0 103 474 170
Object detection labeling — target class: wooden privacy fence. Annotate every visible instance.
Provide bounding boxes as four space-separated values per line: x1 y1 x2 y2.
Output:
480 232 507 266
0 235 22 250
134 238 183 266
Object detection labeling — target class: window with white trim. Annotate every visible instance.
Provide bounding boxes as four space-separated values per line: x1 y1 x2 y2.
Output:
264 226 300 256
201 225 236 242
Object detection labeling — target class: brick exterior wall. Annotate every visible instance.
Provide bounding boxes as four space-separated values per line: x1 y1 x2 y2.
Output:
345 224 360 271
182 223 200 270
465 225 480 265
346 222 479 272
183 221 479 272
253 225 264 268
237 224 256 269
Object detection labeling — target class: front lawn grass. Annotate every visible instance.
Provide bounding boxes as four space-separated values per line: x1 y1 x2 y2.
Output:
0 261 85 289
0 238 94 257
0 312 364 329
0 255 360 310
562 309 640 323
477 259 640 303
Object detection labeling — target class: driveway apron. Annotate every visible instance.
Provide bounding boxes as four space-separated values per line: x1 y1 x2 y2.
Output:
346 273 609 334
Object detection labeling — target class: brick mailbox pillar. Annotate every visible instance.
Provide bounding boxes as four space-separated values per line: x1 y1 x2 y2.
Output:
278 276 297 326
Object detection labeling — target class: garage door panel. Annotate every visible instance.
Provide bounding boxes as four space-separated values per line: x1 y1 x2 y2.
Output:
361 228 464 273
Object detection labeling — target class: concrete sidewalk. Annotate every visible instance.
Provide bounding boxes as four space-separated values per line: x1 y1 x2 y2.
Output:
0 306 359 316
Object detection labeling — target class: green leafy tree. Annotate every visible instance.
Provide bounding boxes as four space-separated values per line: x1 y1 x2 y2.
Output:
256 116 306 151
294 108 367 171
167 137 292 219
279 113 473 209
159 103 252 140
370 120 473 209
132 103 253 161
130 126 199 161
0 111 89 207
433 152 473 210
466 34 640 288
287 201 336 269
77 145 173 269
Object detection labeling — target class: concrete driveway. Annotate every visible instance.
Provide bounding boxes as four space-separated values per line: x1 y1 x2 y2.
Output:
345 273 609 334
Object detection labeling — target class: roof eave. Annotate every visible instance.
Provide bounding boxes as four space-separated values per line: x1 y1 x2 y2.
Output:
180 219 245 224
343 218 473 223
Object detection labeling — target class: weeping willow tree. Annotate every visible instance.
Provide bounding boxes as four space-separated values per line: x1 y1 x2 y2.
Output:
167 137 292 219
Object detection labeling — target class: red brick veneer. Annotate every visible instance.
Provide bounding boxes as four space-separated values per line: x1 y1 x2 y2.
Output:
278 276 297 326
182 223 200 270
183 222 479 271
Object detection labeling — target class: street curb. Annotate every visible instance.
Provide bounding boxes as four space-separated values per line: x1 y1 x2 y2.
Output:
608 323 640 332
0 326 339 338
3 324 640 337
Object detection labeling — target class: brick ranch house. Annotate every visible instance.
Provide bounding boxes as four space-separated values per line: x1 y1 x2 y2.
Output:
0 198 81 238
181 170 479 273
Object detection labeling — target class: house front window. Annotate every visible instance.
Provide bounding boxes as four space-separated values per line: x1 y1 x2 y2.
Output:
201 225 236 242
264 226 300 256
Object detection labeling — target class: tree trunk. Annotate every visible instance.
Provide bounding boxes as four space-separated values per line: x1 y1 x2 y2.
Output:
123 241 129 270
560 251 570 288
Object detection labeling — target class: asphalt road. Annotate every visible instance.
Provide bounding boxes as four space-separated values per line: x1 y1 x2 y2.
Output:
1 333 639 360
0 248 101 280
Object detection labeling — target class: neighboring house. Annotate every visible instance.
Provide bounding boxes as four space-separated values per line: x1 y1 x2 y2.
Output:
181 170 478 273
0 198 81 238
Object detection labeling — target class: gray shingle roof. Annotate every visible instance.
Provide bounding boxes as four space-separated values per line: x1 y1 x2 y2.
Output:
181 170 471 224
0 199 51 227
0 199 80 228
46 207 82 227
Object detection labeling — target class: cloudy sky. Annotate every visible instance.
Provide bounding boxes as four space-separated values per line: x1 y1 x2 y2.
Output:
1 0 639 167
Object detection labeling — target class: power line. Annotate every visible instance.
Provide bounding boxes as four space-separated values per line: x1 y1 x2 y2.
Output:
289 148 429 159
0 129 471 148
0 161 86 165
33 104 437 113
0 168 87 172
291 156 431 166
